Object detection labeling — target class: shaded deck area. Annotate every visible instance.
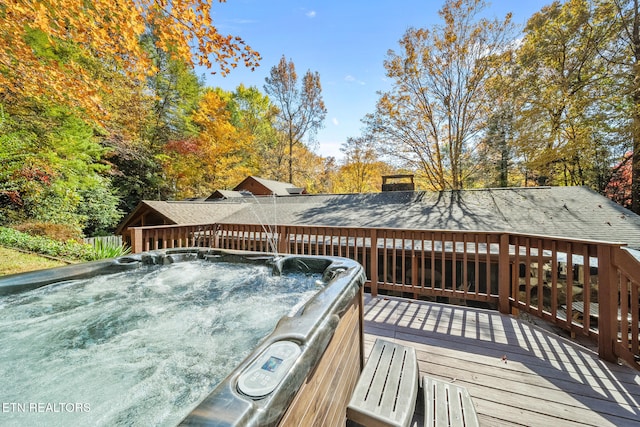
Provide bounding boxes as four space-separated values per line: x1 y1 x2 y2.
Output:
362 294 640 427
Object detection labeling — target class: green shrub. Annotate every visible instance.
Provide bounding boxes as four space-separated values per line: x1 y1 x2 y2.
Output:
0 227 92 261
13 222 83 241
0 227 132 262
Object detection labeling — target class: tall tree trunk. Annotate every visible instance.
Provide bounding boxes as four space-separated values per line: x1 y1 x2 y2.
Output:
632 0 640 213
289 138 293 184
500 135 509 187
632 86 640 213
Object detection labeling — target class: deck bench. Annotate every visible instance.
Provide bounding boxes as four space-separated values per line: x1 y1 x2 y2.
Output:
423 376 479 427
347 339 419 427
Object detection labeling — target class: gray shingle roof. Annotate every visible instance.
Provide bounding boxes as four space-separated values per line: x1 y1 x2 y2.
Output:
140 200 246 225
205 190 246 200
120 186 640 249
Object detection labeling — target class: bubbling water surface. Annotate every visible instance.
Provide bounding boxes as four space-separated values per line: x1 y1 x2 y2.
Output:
0 261 321 426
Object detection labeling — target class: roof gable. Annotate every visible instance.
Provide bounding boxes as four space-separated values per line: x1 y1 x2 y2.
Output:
233 176 305 196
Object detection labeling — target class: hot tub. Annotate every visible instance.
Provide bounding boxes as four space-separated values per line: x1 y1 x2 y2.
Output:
0 248 366 427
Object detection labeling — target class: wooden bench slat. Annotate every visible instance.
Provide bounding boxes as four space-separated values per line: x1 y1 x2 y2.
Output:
423 376 479 427
347 339 419 427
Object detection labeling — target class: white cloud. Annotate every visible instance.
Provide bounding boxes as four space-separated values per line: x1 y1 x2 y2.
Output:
345 75 365 85
306 10 317 18
332 117 339 126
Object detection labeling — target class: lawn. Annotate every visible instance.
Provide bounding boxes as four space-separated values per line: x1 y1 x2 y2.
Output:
0 246 68 276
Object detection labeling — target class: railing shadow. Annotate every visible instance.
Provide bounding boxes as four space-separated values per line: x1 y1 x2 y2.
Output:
363 294 640 426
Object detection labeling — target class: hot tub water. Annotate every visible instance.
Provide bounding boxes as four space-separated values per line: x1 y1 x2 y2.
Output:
0 261 321 427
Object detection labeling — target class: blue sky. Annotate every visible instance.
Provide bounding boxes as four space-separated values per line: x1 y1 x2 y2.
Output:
203 1 553 160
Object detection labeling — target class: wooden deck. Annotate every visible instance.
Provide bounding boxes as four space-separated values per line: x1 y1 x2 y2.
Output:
362 294 640 427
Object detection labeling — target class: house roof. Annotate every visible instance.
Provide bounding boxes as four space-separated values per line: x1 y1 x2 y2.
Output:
117 186 640 249
233 176 305 196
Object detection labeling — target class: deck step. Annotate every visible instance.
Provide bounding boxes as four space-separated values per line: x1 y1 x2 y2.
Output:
423 376 479 427
347 339 419 427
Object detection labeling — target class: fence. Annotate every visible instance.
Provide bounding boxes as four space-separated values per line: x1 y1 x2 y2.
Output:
83 235 123 247
125 222 640 369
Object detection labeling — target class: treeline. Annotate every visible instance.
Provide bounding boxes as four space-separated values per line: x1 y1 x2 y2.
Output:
0 0 637 239
0 1 381 238
0 59 362 237
365 0 634 210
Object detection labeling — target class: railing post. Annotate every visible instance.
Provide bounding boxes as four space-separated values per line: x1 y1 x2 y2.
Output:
130 227 143 254
370 229 378 297
277 225 289 254
498 233 511 314
597 245 618 363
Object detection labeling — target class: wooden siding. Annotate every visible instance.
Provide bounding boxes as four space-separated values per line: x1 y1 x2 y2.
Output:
364 294 640 427
278 290 364 427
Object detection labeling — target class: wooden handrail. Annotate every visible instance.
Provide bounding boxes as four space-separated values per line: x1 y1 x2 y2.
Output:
124 222 639 369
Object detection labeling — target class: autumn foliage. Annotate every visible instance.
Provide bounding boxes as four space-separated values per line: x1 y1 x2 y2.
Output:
161 90 255 198
605 152 632 208
2 0 639 242
0 0 260 119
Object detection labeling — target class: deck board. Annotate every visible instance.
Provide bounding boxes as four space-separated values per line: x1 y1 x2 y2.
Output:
363 294 640 427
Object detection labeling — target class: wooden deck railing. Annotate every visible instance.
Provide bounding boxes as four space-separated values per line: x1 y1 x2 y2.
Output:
126 223 640 369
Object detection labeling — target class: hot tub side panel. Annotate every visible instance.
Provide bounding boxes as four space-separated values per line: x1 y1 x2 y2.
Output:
277 286 364 427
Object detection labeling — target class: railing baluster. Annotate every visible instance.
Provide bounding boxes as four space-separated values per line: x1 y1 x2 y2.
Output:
401 232 406 289
452 233 457 295
498 234 511 314
430 232 436 292
551 241 559 323
583 245 592 333
411 234 417 297
485 235 491 297
462 234 468 298
621 274 630 349
523 238 530 308
631 279 639 355
370 229 378 296
126 222 639 369
536 239 543 316
381 232 387 287
474 234 480 298
391 233 397 286
440 233 446 293
566 246 574 328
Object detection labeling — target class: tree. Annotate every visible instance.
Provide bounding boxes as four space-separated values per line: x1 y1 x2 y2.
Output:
102 45 204 210
0 105 119 235
473 39 523 188
264 56 327 184
76 177 123 236
512 0 618 188
476 108 516 187
142 33 203 149
605 151 632 207
606 0 640 212
366 0 513 190
335 137 382 193
161 89 254 198
0 0 260 120
289 145 335 194
227 84 282 179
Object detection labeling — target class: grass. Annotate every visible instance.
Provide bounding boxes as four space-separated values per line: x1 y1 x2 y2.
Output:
0 246 68 276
